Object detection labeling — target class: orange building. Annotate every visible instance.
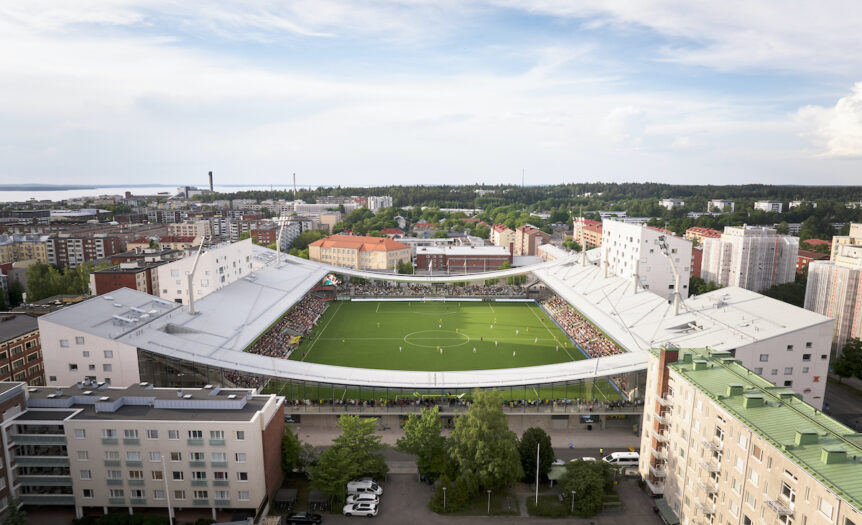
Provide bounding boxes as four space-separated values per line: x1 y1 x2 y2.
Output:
309 234 410 270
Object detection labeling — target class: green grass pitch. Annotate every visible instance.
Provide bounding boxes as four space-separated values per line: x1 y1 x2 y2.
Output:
287 300 586 372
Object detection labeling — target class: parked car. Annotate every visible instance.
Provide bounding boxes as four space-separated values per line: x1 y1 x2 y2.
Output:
342 502 379 517
346 493 380 505
602 451 639 467
285 512 322 524
347 479 383 496
552 459 566 466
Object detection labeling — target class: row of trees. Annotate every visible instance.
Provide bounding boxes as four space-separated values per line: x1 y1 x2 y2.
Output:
24 262 98 302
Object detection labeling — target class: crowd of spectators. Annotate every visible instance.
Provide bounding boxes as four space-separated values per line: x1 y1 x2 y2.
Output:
281 395 641 411
542 296 625 358
245 296 329 359
341 282 525 297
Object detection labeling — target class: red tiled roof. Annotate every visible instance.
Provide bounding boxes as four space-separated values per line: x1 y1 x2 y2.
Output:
648 226 674 235
459 218 480 223
576 218 602 228
492 224 511 232
310 234 409 252
802 239 832 246
686 227 722 238
797 249 828 260
381 228 404 235
130 237 149 244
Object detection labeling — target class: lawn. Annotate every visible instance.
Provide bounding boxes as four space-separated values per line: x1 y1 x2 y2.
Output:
288 300 585 372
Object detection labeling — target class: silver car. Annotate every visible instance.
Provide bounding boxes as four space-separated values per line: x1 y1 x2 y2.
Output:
342 502 379 517
346 493 380 505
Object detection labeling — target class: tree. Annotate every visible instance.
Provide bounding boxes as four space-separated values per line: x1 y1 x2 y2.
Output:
775 221 790 235
3 498 27 525
310 415 388 503
282 429 302 473
238 232 251 241
396 406 447 481
563 239 582 252
558 459 612 517
432 230 449 238
291 230 326 250
8 280 24 306
448 390 523 492
473 225 490 239
518 427 554 483
397 260 414 274
833 338 862 381
689 276 721 296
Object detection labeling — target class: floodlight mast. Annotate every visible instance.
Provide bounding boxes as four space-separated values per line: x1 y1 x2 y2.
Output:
187 235 209 315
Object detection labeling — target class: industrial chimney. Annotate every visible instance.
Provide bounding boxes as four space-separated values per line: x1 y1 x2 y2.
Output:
208 171 213 192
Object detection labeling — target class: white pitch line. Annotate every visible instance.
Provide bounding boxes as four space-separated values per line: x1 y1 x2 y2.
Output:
527 303 576 361
488 302 495 314
376 302 380 313
301 301 342 361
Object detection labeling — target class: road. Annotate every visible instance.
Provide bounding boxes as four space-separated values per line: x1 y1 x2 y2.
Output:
824 378 862 431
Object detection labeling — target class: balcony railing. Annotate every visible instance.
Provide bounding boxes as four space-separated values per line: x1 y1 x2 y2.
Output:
656 395 674 407
123 438 140 445
189 461 206 468
109 497 125 505
125 460 142 467
701 438 723 452
128 479 144 486
654 432 670 443
211 461 228 468
696 500 716 515
655 411 672 425
191 480 208 486
651 447 668 461
209 439 226 446
107 479 123 486
698 459 720 473
101 438 118 445
18 494 75 506
766 499 794 516
9 434 67 446
130 498 146 505
649 464 667 478
193 499 210 506
282 403 644 416
14 456 69 467
644 477 664 495
697 479 718 494
15 475 73 487
213 480 229 487
215 499 231 506
187 439 204 446
104 459 121 466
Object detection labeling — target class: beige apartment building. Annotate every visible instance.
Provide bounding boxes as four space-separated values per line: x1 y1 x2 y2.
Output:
0 382 284 521
168 221 213 239
308 234 409 270
490 224 515 250
641 348 862 525
0 234 49 264
831 223 862 260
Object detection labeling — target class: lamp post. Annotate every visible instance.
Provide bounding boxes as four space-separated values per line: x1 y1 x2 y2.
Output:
443 487 447 512
570 490 576 514
487 489 492 514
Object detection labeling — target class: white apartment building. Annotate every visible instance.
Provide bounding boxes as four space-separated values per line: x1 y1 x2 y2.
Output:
805 243 862 351
708 199 735 212
789 200 817 209
601 220 693 301
830 223 862 260
157 239 254 305
659 198 684 209
168 221 212 238
754 201 783 213
640 348 862 525
0 381 284 521
701 226 799 292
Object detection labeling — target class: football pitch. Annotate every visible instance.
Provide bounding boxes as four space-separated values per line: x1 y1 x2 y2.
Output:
287 300 586 372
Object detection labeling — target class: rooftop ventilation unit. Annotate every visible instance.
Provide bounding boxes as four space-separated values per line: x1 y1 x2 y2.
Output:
83 391 92 395
183 394 192 399
227 394 237 399
46 394 56 399
99 396 110 401
103 296 114 301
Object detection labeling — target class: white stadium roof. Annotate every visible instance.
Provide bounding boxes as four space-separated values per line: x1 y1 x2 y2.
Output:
40 246 831 389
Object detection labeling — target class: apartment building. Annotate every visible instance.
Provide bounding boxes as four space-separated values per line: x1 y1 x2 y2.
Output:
308 234 409 270
601 220 693 301
573 217 603 249
0 314 44 385
659 198 685 210
157 236 201 250
513 224 550 256
46 235 125 268
830 223 862 260
640 348 862 525
168 221 212 239
0 382 284 521
789 201 817 209
0 382 26 518
684 227 722 245
708 199 735 212
156 239 254 305
701 226 799 292
804 243 862 351
90 261 165 296
754 201 783 213
490 224 515 250
0 234 49 264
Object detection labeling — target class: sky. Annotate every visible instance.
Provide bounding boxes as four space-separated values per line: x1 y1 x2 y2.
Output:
1 1 861 187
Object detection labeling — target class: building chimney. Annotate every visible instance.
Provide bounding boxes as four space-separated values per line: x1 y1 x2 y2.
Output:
208 171 213 192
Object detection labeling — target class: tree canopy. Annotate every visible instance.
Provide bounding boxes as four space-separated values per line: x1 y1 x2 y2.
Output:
558 459 613 517
833 338 862 381
396 406 447 481
25 262 97 301
518 427 555 483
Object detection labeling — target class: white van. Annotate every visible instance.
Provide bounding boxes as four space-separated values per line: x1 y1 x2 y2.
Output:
602 451 639 467
347 479 383 496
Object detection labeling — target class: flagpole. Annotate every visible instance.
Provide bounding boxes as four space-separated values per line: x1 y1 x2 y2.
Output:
535 442 540 504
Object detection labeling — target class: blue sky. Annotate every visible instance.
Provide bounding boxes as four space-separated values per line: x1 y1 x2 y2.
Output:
1 1 860 187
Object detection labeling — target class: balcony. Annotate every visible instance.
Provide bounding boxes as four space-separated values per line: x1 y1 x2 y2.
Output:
109 497 125 505
696 500 716 515
209 439 226 446
651 447 668 461
125 460 143 467
191 480 208 486
128 479 144 486
656 395 674 407
766 499 794 516
193 499 210 506
189 461 206 468
644 477 664 495
654 432 670 443
14 456 69 467
211 461 228 468
649 464 667 478
107 479 123 486
18 494 76 506
187 439 204 446
655 411 672 425
130 498 146 505
104 459 121 466
213 480 229 487
215 499 231 506
101 438 118 445
702 438 723 452
697 479 718 494
123 438 140 445
10 434 67 446
15 475 73 487
698 458 720 473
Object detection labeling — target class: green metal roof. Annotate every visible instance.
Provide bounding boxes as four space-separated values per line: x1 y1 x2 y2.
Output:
655 498 680 525
658 349 862 510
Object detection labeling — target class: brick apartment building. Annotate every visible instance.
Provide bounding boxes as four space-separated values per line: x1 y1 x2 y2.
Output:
513 224 550 256
250 228 277 245
90 261 165 296
46 236 125 268
0 313 44 385
572 217 603 249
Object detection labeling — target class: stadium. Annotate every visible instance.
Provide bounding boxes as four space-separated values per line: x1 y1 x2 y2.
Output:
38 244 832 425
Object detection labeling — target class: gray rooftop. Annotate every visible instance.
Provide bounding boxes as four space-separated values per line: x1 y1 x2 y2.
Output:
0 313 39 341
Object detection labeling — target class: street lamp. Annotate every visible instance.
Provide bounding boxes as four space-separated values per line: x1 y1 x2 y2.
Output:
570 490 576 514
443 487 447 512
487 489 492 514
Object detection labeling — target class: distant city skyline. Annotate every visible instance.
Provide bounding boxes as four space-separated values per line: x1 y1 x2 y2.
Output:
1 1 861 186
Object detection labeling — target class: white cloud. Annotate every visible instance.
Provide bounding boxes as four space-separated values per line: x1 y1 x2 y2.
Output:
796 83 862 158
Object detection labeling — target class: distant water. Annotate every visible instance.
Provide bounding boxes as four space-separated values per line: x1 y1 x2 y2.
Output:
0 185 305 203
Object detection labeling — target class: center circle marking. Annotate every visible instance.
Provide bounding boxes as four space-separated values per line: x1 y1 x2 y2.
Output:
403 330 471 348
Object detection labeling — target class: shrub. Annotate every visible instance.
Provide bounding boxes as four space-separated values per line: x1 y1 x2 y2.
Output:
527 496 570 518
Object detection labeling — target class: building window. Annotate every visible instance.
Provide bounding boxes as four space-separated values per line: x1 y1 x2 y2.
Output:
147 430 159 440
235 453 247 462
83 489 94 499
210 430 224 439
149 451 162 462
752 444 763 461
173 490 186 500
782 482 796 503
154 490 166 500
238 491 249 501
170 452 182 461
771 369 778 375
152 470 163 480
194 490 208 500
784 381 793 387
102 364 112 372
124 429 138 439
190 452 204 462
759 354 768 362
80 470 91 480
802 367 809 373
60 340 69 348
126 451 141 461
172 471 184 481
75 429 86 439
821 354 828 360
82 351 89 357
130 489 145 499
103 429 117 439
104 350 113 358
236 431 245 440
168 430 180 440
76 336 85 345
77 451 89 461
109 489 124 498
212 452 226 462
237 472 248 481
105 451 120 461
107 470 122 480
192 471 206 481
784 367 793 375
188 430 203 439
214 471 228 481
806 342 813 348
754 368 763 375
787 345 793 351
819 498 833 519
129 470 143 480
69 363 78 371
802 354 811 361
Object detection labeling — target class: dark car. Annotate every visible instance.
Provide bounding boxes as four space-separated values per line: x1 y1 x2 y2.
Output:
286 512 323 524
